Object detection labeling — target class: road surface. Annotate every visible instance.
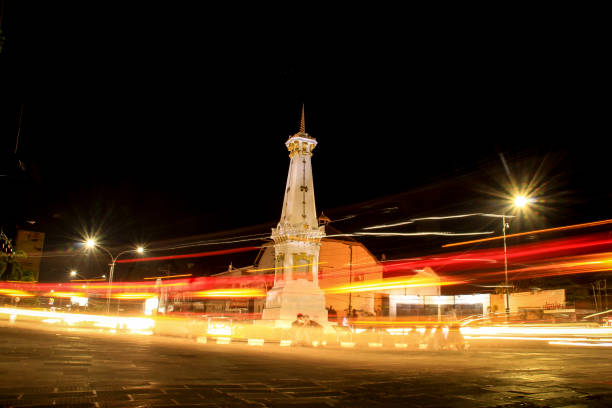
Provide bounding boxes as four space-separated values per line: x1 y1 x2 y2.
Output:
1 321 611 407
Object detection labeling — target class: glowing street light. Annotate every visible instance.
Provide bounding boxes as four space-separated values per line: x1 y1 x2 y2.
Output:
514 195 532 208
83 239 145 314
69 270 89 280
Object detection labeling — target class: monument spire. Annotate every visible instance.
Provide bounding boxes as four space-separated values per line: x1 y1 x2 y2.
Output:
292 104 313 139
299 104 306 133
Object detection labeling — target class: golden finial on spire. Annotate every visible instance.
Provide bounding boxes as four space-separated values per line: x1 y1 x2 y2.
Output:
299 104 306 133
288 103 314 143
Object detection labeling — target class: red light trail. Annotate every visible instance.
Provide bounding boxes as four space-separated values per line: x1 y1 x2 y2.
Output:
115 246 260 263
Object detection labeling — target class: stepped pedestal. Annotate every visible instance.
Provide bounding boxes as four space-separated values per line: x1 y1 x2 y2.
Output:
260 279 328 327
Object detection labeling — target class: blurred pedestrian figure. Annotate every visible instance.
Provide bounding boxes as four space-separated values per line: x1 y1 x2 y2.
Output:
303 314 323 346
327 305 337 322
420 327 433 349
429 325 448 351
447 324 468 351
291 313 306 346
304 314 322 329
292 313 305 327
407 326 421 348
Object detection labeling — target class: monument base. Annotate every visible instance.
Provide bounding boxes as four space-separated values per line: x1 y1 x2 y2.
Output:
252 319 294 329
256 278 336 334
252 317 336 335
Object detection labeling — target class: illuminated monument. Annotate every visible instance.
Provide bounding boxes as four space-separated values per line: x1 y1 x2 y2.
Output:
260 106 328 326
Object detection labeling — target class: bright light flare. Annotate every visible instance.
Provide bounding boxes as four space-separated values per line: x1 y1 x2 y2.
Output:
514 195 529 208
85 239 96 248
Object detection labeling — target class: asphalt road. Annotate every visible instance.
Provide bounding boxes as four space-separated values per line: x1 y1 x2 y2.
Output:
1 322 611 408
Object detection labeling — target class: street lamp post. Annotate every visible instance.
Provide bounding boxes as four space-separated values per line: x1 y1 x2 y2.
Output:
348 244 353 314
502 215 510 316
501 195 530 318
85 239 144 314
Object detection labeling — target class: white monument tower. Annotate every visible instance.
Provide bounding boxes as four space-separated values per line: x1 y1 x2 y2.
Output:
261 106 328 326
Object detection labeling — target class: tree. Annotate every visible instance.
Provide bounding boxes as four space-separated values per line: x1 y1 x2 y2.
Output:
0 250 35 281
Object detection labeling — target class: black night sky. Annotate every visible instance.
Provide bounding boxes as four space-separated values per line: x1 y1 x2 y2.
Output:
1 4 609 281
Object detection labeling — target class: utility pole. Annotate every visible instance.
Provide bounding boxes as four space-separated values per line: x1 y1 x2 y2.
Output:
592 282 599 312
348 244 353 313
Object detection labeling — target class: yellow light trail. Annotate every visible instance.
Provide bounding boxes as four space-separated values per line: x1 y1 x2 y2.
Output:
6 280 38 284
190 288 266 298
245 262 327 273
502 254 612 279
43 292 86 298
442 218 612 248
0 307 155 332
352 320 461 326
0 289 35 297
70 278 106 282
549 341 612 347
77 282 188 289
325 277 465 294
110 293 157 299
143 274 193 280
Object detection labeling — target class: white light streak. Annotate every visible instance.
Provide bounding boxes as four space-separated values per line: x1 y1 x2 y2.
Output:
356 231 494 237
461 326 612 336
583 309 612 319
549 341 612 347
363 213 516 230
